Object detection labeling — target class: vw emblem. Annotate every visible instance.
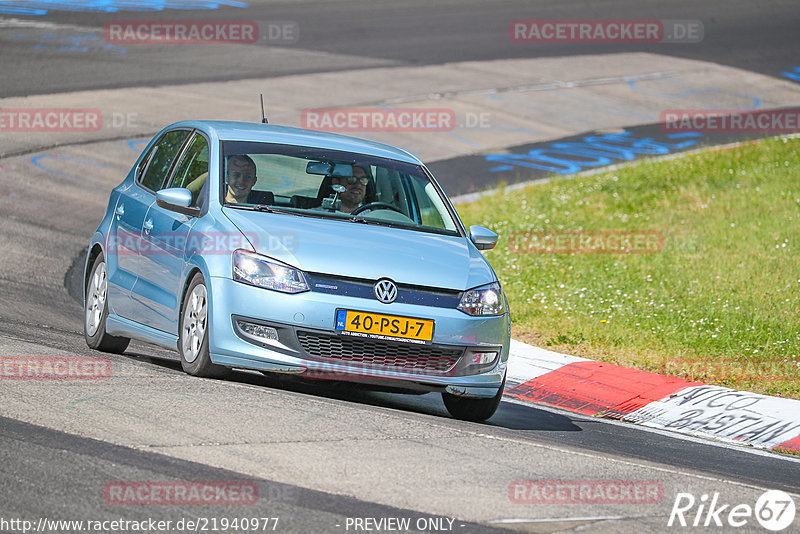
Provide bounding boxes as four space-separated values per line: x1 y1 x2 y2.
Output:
374 279 398 303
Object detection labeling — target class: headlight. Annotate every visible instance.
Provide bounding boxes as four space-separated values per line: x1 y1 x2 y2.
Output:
232 250 309 293
457 281 504 316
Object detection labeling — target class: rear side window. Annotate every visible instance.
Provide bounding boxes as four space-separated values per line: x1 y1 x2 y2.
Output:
139 129 191 191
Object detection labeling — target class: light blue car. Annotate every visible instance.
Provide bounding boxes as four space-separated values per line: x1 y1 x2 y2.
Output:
84 120 510 421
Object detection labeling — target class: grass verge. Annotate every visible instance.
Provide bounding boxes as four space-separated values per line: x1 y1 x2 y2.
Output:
457 137 800 398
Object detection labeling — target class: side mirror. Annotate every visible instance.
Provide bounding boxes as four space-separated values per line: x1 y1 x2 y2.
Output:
156 188 199 217
469 225 498 250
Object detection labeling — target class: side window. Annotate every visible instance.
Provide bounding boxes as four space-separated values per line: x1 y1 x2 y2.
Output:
135 145 155 181
167 133 209 207
409 176 452 230
139 130 191 192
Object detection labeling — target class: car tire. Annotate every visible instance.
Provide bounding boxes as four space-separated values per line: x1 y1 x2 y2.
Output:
84 253 130 354
441 373 505 422
179 273 230 379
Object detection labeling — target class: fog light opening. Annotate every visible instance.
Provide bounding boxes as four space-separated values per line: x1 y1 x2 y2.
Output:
470 352 498 366
236 320 279 343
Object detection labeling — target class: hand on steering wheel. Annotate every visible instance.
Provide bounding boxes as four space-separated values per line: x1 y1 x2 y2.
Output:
350 202 405 216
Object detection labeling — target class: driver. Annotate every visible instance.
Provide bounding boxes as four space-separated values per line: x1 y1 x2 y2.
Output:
331 164 369 213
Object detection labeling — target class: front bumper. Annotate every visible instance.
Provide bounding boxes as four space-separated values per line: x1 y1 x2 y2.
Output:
207 277 510 395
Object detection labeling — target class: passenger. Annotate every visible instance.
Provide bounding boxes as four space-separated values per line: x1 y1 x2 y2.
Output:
225 154 258 203
331 163 370 213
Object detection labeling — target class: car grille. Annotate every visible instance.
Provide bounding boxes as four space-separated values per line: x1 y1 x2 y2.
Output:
296 331 462 374
305 273 461 309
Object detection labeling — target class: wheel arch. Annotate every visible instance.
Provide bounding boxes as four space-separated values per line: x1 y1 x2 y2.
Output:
85 243 105 295
180 266 205 308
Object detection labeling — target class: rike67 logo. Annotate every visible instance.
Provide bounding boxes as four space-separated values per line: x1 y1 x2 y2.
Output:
669 490 796 531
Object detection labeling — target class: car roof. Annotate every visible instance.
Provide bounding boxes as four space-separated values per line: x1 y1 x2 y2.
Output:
171 120 422 165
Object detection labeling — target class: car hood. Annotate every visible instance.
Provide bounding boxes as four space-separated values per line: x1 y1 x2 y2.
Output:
222 208 496 290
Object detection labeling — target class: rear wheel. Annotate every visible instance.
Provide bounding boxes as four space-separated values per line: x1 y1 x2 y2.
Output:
442 373 505 422
179 273 230 379
84 253 130 353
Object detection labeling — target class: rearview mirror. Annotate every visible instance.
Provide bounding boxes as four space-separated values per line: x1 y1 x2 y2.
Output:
306 161 353 177
156 188 199 217
330 164 353 177
306 161 331 175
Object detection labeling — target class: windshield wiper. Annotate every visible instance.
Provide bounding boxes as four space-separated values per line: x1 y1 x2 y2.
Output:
348 215 453 236
253 204 280 213
228 204 296 216
349 216 397 228
227 204 408 229
233 204 333 221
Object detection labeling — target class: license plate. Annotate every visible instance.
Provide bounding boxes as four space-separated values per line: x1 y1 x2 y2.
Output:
335 309 434 343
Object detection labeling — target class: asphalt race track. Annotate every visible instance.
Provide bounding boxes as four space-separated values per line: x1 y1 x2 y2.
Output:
1 1 799 533
1 0 798 97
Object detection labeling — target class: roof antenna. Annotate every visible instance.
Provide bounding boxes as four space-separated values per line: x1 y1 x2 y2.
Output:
260 94 268 124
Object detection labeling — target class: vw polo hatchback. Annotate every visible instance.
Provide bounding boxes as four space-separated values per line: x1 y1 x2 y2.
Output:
84 120 510 421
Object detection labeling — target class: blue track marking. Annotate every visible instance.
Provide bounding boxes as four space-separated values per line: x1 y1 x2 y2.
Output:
0 0 248 15
782 67 800 82
628 78 761 110
30 154 110 183
128 139 149 153
485 131 703 174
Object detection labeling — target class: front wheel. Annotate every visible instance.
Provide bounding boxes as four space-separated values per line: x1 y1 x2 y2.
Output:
84 253 130 354
179 274 230 379
442 374 505 422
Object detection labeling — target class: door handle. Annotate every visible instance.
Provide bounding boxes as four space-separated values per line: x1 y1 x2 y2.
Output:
115 204 125 216
143 219 154 232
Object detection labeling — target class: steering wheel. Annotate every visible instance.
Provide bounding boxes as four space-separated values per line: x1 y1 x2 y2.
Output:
350 202 405 216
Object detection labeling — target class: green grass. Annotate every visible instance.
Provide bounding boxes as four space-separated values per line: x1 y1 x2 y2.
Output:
457 137 800 398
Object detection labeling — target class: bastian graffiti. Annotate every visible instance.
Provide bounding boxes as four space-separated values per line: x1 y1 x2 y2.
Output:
622 385 800 449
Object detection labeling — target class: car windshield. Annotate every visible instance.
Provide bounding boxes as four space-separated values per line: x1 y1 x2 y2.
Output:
220 141 461 236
